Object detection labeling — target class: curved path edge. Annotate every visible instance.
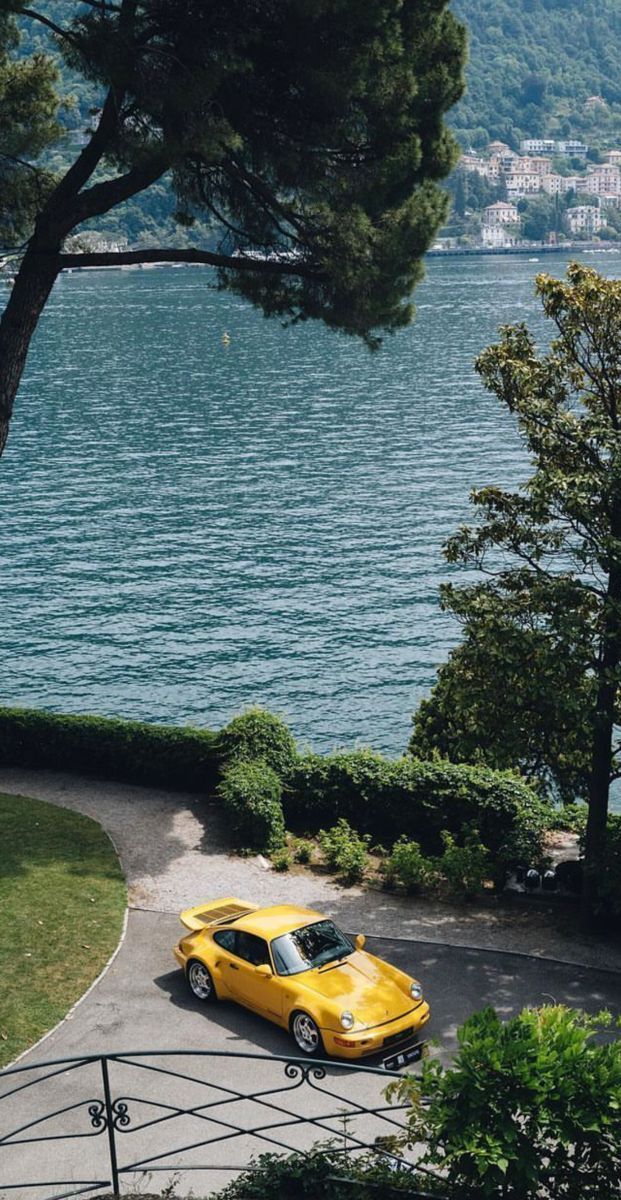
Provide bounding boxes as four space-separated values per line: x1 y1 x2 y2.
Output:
1 765 620 991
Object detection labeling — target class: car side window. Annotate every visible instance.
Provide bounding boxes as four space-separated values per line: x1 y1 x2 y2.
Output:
235 932 270 967
213 929 236 953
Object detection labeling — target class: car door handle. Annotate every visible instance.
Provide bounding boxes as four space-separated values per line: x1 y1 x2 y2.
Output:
229 963 239 970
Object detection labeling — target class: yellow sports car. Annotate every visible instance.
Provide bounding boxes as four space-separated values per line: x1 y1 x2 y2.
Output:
173 897 430 1065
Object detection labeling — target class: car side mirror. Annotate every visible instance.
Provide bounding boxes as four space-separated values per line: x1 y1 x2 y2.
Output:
355 934 365 950
255 963 273 978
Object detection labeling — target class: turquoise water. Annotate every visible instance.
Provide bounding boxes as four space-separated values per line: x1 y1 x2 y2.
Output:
1 248 620 755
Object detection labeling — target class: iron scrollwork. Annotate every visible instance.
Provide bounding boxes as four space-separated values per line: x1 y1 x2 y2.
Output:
284 1060 327 1084
112 1099 131 1130
88 1100 107 1130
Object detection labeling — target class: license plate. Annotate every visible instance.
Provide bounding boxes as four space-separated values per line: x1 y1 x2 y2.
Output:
382 1040 425 1071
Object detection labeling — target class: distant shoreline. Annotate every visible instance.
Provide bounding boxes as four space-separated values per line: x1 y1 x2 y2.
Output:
427 241 621 259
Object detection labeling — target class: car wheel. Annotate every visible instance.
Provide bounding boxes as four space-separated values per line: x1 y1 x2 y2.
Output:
187 959 217 1003
290 1011 323 1056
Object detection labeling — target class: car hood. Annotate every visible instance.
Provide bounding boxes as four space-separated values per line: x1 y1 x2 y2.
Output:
299 951 413 1029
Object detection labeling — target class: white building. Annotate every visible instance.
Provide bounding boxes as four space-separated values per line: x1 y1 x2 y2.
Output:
584 165 621 196
566 206 602 235
520 138 556 155
519 138 588 158
505 172 543 199
557 139 588 158
604 150 621 166
481 223 519 248
483 201 520 227
460 153 489 175
541 174 565 195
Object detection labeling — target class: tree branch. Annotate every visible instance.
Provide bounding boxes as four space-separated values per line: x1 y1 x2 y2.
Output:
57 247 323 279
19 7 77 45
39 0 139 224
68 154 169 227
0 152 47 176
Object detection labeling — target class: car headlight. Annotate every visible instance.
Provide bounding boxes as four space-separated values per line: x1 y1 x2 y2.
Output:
340 1010 355 1030
410 982 423 1001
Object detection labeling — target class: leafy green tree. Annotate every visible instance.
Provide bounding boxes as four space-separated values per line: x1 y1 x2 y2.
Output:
411 265 621 922
0 0 466 456
389 1005 621 1199
518 194 557 242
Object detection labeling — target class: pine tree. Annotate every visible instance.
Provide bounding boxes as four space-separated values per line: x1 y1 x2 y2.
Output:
0 0 466 454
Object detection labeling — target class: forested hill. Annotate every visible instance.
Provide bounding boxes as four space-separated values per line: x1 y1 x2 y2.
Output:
451 0 621 149
11 1 621 244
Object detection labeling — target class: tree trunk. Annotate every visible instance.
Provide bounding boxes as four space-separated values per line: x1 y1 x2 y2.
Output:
0 245 61 455
581 565 621 927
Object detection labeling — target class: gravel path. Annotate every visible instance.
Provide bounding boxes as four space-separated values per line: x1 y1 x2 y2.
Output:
1 766 620 972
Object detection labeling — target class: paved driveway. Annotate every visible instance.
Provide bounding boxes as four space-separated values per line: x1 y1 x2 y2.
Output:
10 911 621 1066
2 910 621 1199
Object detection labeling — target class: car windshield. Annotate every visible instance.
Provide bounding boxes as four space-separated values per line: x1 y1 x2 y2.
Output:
271 920 354 976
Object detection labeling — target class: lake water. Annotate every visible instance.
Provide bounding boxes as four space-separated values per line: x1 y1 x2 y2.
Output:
1 248 620 756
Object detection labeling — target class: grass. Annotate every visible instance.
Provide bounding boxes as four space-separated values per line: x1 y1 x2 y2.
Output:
0 792 126 1068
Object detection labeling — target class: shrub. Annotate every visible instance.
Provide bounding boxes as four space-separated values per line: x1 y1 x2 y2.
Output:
271 847 292 872
389 1005 621 1200
212 1148 429 1200
292 838 314 865
382 837 433 893
546 802 588 835
217 759 285 852
437 827 490 899
286 750 546 879
0 706 219 791
217 708 298 780
318 818 370 884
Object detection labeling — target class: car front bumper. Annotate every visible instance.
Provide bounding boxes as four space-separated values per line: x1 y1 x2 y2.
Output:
321 1000 430 1060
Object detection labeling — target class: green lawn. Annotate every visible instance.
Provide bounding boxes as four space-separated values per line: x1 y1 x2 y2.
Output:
0 792 126 1068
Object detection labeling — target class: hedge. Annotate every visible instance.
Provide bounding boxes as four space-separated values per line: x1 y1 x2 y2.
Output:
0 706 220 791
218 758 285 851
285 749 547 870
216 707 298 778
0 707 548 873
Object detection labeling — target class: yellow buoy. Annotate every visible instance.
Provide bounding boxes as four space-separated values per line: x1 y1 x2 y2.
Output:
221 330 231 345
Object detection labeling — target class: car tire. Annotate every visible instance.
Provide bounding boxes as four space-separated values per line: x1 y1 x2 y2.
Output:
290 1010 324 1057
187 959 217 1003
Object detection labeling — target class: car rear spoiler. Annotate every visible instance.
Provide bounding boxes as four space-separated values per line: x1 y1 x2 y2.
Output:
179 897 259 931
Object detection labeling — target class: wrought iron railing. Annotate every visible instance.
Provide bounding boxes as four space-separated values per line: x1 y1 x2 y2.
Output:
0 1049 437 1200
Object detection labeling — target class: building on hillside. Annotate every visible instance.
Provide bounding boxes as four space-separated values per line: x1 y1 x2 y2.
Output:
460 153 488 174
505 172 543 199
556 139 588 158
488 140 511 155
510 156 550 176
565 205 602 235
585 97 606 111
584 165 621 196
541 174 565 195
538 174 584 196
520 138 556 155
483 201 520 227
497 150 519 173
604 150 621 166
520 138 588 158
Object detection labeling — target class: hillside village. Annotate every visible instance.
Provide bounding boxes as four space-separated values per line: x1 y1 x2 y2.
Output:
442 132 621 249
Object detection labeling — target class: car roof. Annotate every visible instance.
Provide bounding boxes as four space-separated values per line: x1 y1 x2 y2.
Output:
231 905 326 939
